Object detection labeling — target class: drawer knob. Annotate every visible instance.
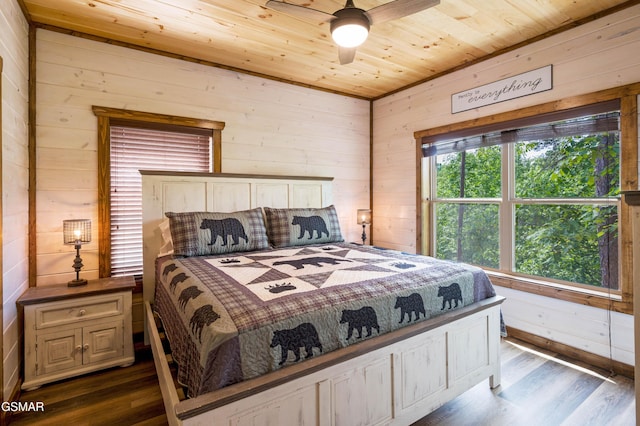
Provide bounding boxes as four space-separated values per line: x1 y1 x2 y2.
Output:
79 309 86 316
83 344 89 351
75 345 82 352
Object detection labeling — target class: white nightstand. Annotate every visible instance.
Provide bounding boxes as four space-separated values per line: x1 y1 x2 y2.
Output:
17 276 135 390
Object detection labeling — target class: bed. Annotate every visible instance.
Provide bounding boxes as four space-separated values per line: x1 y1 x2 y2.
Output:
141 171 504 426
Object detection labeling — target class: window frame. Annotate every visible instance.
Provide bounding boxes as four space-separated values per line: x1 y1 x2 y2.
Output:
93 106 224 278
414 85 640 314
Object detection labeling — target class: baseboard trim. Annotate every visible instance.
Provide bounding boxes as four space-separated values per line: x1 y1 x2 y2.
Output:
506 326 634 379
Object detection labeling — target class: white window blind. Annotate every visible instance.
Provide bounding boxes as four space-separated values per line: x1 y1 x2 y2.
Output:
110 123 212 276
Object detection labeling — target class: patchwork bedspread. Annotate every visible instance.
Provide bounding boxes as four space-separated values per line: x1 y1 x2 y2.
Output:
154 243 497 397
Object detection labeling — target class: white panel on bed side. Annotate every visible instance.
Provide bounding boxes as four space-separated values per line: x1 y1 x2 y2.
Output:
448 312 493 388
291 183 325 208
397 332 447 411
331 356 393 426
208 383 318 426
162 182 208 213
210 182 252 212
254 183 290 208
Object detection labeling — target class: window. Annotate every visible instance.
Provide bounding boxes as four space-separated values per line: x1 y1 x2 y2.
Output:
110 123 212 276
94 107 224 278
418 98 635 309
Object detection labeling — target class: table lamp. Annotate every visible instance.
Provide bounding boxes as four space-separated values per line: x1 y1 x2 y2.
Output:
357 209 371 245
63 219 92 286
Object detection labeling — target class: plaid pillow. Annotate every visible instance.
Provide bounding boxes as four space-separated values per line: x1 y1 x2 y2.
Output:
165 208 269 256
264 205 344 248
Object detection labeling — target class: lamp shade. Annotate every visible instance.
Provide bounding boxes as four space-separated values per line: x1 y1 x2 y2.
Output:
63 219 92 245
357 209 372 225
330 8 370 48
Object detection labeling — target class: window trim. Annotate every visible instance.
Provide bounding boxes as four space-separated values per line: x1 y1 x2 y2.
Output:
93 106 224 278
414 83 640 314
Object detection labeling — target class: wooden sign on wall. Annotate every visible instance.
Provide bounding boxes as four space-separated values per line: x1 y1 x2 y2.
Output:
452 65 553 113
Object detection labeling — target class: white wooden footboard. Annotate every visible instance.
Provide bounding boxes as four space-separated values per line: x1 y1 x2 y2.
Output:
146 296 504 426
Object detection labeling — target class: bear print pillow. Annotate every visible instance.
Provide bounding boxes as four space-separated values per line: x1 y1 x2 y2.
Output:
264 205 344 248
165 208 269 257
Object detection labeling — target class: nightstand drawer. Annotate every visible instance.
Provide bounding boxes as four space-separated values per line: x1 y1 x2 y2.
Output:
35 294 125 329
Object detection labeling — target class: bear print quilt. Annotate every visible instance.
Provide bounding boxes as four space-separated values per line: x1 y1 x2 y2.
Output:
153 243 497 397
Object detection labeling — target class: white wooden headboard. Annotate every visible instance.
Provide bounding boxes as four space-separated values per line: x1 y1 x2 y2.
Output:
141 171 333 306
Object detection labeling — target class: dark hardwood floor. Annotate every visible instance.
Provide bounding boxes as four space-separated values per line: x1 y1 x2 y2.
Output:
8 348 168 426
8 337 635 426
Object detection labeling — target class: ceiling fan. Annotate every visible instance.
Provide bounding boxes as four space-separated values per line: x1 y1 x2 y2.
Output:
265 0 440 65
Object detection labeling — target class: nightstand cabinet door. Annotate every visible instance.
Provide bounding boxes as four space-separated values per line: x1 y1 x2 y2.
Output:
36 328 82 375
83 321 124 365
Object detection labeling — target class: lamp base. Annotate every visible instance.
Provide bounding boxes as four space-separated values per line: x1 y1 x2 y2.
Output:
68 278 88 287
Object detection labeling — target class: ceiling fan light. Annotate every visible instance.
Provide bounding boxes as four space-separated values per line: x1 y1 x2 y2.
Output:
330 8 370 48
332 23 369 47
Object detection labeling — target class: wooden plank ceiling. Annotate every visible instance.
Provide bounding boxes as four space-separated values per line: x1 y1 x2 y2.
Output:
21 0 635 99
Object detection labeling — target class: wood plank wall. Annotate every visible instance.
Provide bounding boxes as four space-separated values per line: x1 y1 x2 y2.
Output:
372 6 640 366
0 54 3 424
33 29 370 286
0 0 30 402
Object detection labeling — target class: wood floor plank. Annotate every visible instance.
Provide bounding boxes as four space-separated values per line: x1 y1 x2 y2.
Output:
499 350 549 387
560 374 636 426
531 369 603 425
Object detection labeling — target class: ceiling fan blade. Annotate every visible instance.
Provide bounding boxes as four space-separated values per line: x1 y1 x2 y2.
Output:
338 46 357 65
365 0 440 25
265 1 334 22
